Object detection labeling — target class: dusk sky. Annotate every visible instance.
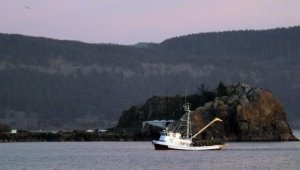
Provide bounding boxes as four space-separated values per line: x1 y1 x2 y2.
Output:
1 0 300 44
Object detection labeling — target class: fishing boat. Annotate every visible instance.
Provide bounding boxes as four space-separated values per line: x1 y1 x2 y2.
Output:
152 103 226 151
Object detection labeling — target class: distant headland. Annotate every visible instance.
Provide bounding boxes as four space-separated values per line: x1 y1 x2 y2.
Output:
0 26 300 130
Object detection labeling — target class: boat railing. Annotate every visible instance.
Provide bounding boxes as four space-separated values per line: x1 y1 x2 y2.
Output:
192 139 224 146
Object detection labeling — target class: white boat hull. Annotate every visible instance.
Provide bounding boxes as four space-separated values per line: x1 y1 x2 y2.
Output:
152 140 225 151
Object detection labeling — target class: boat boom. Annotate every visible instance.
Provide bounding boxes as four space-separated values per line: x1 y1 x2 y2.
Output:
191 117 223 139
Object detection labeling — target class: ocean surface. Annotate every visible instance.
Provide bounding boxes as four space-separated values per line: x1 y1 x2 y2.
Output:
0 130 299 170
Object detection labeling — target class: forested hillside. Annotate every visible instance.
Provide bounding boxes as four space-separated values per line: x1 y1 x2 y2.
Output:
0 26 299 130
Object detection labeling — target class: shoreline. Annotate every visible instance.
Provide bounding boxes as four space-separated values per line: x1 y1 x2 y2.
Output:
1 130 299 143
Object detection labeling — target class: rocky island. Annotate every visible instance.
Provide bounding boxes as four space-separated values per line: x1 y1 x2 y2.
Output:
117 83 298 141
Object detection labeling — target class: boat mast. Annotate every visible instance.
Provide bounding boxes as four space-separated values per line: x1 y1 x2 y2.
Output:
184 103 191 139
184 85 191 139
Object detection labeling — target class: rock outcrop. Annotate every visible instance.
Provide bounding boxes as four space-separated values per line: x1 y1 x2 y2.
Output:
117 96 186 129
193 83 297 141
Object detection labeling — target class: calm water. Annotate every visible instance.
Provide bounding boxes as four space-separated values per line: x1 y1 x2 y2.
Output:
0 131 299 170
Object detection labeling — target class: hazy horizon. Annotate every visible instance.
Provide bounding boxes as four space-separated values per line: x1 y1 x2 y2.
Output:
2 25 300 45
1 0 300 45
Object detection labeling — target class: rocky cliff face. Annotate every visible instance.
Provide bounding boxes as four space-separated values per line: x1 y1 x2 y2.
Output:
118 83 298 141
193 84 297 141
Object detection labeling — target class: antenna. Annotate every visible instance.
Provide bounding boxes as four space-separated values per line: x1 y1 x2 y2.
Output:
185 84 187 105
183 84 190 112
